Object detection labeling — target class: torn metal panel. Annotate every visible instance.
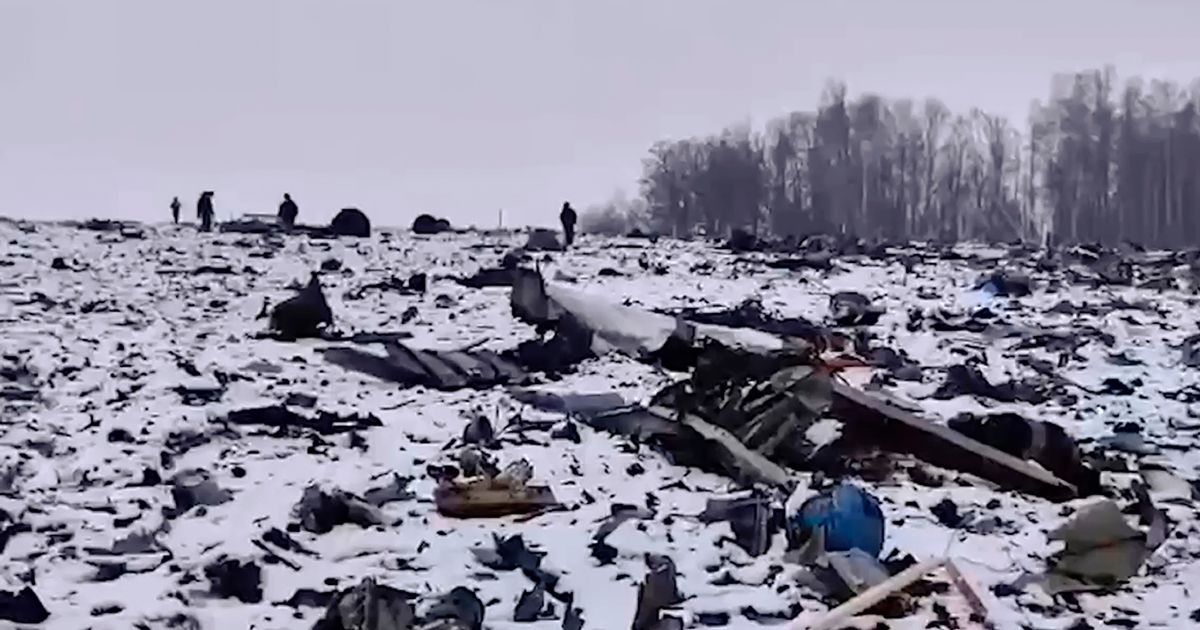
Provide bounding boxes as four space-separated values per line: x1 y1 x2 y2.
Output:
322 342 530 391
511 269 783 360
388 343 467 390
1043 499 1154 594
830 382 1078 502
663 406 796 488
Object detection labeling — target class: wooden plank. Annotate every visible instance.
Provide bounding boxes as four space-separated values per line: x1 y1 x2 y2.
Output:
805 557 947 630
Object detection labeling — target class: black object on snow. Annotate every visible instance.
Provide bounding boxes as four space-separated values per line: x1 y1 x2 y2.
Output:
632 554 683 630
281 588 336 609
471 534 544 573
666 298 823 341
0 586 50 624
424 586 486 630
551 421 581 443
314 577 417 630
765 253 834 271
225 405 382 436
975 270 1033 297
725 228 758 253
930 498 964 528
525 228 564 252
345 273 427 299
330 207 371 237
829 291 885 327
697 494 776 557
262 527 318 557
170 469 233 514
513 582 545 622
948 412 1102 497
362 474 414 507
461 415 496 446
932 364 1047 404
205 558 263 603
412 214 452 235
456 267 516 289
294 485 384 534
563 606 584 630
270 272 333 340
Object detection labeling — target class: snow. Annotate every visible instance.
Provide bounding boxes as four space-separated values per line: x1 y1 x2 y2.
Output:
0 221 1198 629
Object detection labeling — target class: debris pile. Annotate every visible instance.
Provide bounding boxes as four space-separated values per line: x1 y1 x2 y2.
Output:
2 221 1194 629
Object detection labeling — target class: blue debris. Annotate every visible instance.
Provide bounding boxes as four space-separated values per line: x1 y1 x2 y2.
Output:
788 482 885 558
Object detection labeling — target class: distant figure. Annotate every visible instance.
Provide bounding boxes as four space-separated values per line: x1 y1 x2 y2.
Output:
278 193 298 229
559 202 577 247
197 191 215 232
170 197 181 224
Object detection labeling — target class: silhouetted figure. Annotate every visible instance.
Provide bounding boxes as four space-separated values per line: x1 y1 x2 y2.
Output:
278 193 298 229
559 202 577 247
197 191 215 232
170 197 181 225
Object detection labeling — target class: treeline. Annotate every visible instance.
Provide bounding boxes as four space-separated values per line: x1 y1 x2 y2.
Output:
613 68 1200 248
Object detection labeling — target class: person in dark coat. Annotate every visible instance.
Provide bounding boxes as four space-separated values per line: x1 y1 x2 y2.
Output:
170 197 181 224
559 201 578 247
278 193 298 229
197 191 215 232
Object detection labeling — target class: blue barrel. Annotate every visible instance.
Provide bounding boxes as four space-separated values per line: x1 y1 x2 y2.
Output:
790 482 885 558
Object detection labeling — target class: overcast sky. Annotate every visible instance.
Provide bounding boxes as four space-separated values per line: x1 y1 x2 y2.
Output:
1 1 1196 228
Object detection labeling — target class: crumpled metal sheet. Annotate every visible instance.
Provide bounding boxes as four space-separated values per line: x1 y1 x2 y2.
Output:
1043 499 1154 594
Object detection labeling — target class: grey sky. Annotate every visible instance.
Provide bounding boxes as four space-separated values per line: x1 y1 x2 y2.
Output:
1 1 1196 228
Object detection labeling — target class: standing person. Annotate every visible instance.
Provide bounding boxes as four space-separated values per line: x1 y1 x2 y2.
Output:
278 193 298 229
197 191 215 232
559 201 577 247
170 196 181 224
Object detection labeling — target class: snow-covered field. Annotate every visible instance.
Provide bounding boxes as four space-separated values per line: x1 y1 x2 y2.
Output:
1 220 1199 629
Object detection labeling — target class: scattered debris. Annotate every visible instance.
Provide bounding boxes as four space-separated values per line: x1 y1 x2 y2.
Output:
829 292 885 327
225 405 382 436
324 341 530 391
170 469 233 515
294 485 385 534
698 493 775 557
1042 498 1163 594
632 554 683 630
363 474 415 506
948 412 1101 496
932 364 1047 404
424 586 486 630
976 270 1032 297
433 458 559 518
205 558 263 603
314 577 417 630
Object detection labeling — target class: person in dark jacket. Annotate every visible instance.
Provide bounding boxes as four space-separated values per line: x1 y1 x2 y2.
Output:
559 201 578 247
170 197 181 224
197 191 215 232
278 193 298 229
